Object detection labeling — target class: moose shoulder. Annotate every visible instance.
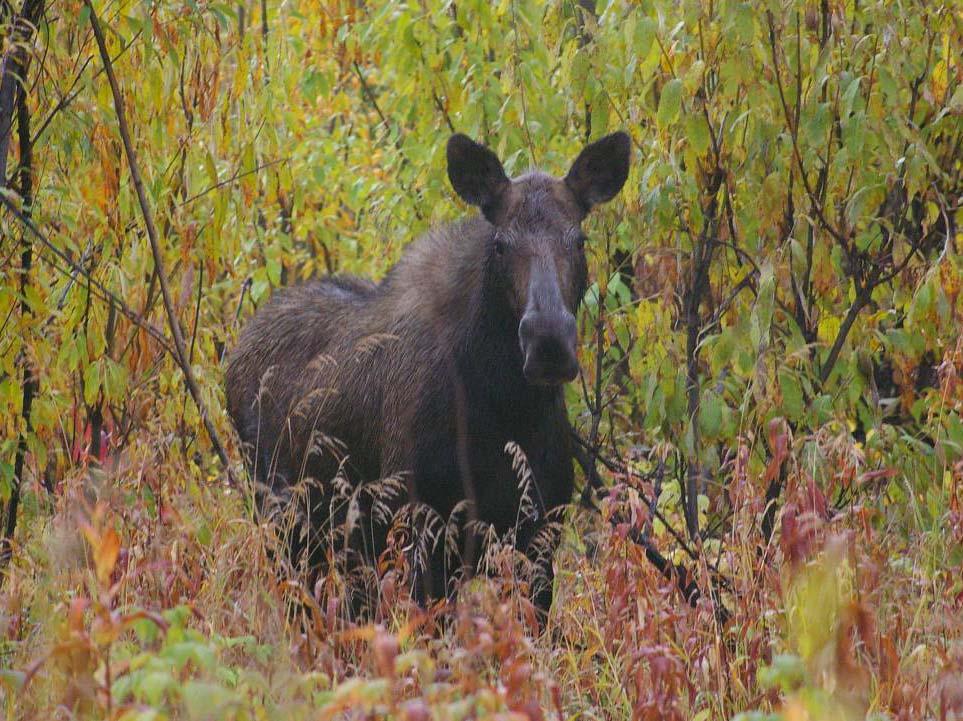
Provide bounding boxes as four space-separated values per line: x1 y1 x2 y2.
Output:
225 132 631 618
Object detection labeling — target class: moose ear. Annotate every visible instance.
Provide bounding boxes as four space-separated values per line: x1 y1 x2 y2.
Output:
564 131 631 214
447 134 510 222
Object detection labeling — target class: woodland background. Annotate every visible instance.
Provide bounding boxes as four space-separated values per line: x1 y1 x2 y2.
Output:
1 0 962 719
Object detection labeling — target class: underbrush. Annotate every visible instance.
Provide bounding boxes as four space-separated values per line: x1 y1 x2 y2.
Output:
3 424 960 720
1 0 962 718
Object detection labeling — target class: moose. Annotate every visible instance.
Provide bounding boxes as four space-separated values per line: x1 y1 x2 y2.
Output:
225 131 631 620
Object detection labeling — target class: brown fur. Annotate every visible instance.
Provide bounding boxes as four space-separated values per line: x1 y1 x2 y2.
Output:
225 134 631 618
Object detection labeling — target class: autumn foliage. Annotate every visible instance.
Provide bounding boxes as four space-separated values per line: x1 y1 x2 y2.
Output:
1 1 962 719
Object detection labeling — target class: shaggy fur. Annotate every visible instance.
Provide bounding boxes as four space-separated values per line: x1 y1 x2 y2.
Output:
225 133 631 617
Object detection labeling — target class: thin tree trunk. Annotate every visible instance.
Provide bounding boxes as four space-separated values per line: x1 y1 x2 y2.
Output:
1 73 36 574
0 0 40 183
84 0 236 485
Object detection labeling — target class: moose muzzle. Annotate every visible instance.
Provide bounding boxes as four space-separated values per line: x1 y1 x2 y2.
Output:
519 309 579 385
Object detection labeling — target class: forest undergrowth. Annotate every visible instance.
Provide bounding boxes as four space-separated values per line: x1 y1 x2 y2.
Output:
2 0 962 719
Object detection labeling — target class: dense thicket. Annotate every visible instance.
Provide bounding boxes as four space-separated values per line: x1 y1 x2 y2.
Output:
1 1 961 719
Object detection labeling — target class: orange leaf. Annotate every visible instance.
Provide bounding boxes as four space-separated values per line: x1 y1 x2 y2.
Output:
68 597 89 634
94 528 121 586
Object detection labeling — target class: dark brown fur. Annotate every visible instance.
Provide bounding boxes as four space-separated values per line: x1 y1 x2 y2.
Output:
225 133 631 618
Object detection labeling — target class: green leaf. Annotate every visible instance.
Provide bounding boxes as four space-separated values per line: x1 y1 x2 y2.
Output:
182 681 233 721
779 368 804 421
0 461 14 500
841 76 861 119
203 149 218 189
0 669 26 694
699 392 723 439
758 653 806 692
103 359 129 400
632 17 656 58
685 113 710 155
139 671 174 706
583 281 600 315
83 361 101 406
948 83 963 112
803 102 832 147
750 263 775 350
164 641 217 672
657 78 683 129
732 3 755 44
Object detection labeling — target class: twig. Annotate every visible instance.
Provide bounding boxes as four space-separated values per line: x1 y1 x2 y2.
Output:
352 61 398 143
431 88 455 134
626 521 730 625
31 29 144 146
0 197 176 356
351 61 424 222
706 270 758 338
84 0 235 485
30 54 92 144
574 437 731 621
571 427 733 596
819 289 868 385
188 263 203 364
765 11 847 248
681 169 722 543
260 0 268 46
179 156 288 206
509 0 536 164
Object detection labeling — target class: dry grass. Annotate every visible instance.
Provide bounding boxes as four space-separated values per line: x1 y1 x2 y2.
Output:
2 419 961 721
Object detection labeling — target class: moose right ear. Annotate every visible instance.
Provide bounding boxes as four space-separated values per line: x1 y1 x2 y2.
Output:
565 131 631 215
447 134 510 222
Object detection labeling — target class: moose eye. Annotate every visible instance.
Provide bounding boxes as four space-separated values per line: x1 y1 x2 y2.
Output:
575 234 587 250
494 237 507 256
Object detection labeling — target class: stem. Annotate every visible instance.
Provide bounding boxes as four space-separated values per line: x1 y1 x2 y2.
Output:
682 173 721 543
819 291 867 386
572 432 731 621
766 11 847 248
684 278 703 543
84 1 235 484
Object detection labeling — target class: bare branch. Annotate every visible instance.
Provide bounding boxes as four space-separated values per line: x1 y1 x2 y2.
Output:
765 11 848 248
0 196 176 357
179 156 288 206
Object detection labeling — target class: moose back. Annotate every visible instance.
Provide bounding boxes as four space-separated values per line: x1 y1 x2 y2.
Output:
225 132 630 617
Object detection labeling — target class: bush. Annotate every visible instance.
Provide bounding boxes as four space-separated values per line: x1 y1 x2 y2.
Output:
1 1 961 719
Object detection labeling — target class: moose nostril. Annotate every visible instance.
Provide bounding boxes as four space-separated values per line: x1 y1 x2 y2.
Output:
536 336 568 365
518 313 535 343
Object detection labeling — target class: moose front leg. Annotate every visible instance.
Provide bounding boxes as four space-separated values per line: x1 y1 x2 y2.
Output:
515 512 565 624
517 411 576 625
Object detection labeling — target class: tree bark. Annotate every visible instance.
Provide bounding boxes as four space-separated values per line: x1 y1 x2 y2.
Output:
0 63 36 575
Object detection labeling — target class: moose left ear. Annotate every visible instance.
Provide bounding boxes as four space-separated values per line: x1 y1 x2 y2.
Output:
447 134 510 223
564 131 631 214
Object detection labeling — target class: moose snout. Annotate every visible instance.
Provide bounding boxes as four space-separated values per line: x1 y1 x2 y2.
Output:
519 311 579 385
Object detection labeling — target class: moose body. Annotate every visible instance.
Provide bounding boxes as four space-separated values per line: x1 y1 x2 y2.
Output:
225 132 630 617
